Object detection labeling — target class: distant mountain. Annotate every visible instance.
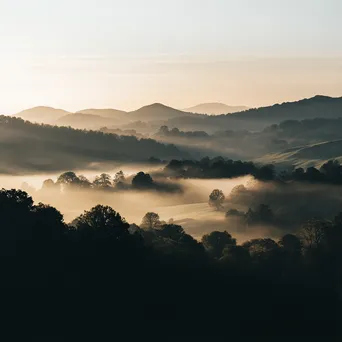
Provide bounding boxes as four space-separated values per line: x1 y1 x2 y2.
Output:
15 95 342 134
76 108 127 119
257 139 342 169
168 95 342 133
184 103 249 115
57 113 118 130
0 115 187 173
128 103 192 122
15 106 71 124
13 103 194 128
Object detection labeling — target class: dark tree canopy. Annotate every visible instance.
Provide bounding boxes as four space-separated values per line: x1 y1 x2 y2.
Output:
201 231 236 259
132 172 154 189
74 205 129 240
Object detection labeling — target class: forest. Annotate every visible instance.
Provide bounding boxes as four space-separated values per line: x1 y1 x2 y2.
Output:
0 187 340 338
0 116 185 173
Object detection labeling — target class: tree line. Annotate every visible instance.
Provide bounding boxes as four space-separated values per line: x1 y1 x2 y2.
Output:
163 157 342 185
0 115 185 173
0 188 340 337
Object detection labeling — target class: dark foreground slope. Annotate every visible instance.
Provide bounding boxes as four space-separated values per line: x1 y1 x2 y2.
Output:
0 116 186 173
0 188 339 338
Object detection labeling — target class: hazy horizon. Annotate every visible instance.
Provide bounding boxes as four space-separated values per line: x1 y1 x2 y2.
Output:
1 0 342 113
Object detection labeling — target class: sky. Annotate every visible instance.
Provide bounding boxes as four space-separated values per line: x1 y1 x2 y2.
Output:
0 0 342 113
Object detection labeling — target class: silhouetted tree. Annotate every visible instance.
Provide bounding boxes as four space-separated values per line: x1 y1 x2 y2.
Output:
113 171 125 185
141 212 161 230
209 189 225 210
245 204 274 226
201 231 236 259
132 172 154 189
242 238 280 265
57 172 80 190
78 175 92 189
93 173 112 189
279 234 302 255
74 205 129 240
42 179 56 190
299 218 330 250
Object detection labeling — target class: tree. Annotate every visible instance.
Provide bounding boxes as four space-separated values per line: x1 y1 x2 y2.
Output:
113 171 125 185
74 205 129 240
157 224 185 241
154 224 205 259
201 231 236 259
57 171 79 186
209 189 225 210
254 164 275 181
320 159 342 183
93 173 112 189
279 234 302 255
220 245 251 265
242 238 280 263
140 212 161 230
32 203 66 241
245 204 274 226
299 218 330 250
42 179 56 190
78 175 92 189
132 172 154 189
230 184 247 197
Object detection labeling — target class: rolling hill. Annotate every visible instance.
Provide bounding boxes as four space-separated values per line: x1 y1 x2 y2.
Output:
167 95 342 132
14 95 342 134
13 103 195 129
56 113 118 129
15 106 71 124
184 103 248 115
257 140 342 169
76 108 127 119
128 103 193 122
0 115 187 173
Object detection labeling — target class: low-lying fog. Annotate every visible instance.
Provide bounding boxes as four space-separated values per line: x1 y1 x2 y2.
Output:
0 165 256 242
3 164 340 243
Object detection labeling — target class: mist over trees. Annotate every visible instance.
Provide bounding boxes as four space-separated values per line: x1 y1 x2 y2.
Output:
0 187 340 337
0 116 186 173
5 96 342 337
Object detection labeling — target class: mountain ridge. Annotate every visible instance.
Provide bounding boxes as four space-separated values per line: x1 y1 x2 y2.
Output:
184 103 249 115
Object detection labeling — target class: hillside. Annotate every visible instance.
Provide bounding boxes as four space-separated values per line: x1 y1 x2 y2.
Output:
184 103 248 115
128 103 193 122
76 108 127 119
57 113 118 129
257 140 342 169
15 106 71 124
13 103 196 129
0 116 187 174
168 95 342 132
14 96 342 134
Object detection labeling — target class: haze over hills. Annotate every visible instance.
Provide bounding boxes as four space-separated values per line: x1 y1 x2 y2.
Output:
167 95 342 132
16 106 71 124
56 113 118 130
13 95 342 134
76 108 127 119
13 103 194 129
184 103 249 115
0 115 186 173
128 103 193 121
258 140 342 169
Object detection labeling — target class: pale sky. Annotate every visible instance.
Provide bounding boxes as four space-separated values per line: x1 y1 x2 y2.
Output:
0 0 342 113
